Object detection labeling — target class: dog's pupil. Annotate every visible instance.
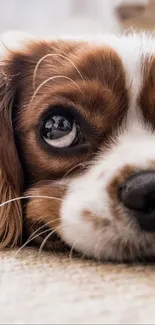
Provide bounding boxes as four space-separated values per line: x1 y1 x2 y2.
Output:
43 115 73 140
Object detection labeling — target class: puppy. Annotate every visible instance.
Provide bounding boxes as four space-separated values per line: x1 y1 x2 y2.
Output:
1 31 155 262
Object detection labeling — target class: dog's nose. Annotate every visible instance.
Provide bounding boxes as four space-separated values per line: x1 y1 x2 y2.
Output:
118 171 155 232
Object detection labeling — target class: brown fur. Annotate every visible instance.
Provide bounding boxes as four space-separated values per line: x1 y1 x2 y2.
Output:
82 209 110 229
139 56 155 128
0 64 23 247
25 182 66 228
24 181 66 248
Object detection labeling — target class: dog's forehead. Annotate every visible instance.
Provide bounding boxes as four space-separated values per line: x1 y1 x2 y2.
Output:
6 32 155 130
13 38 129 129
13 33 155 91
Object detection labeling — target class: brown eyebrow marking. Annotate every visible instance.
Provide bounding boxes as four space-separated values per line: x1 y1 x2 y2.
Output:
139 55 155 128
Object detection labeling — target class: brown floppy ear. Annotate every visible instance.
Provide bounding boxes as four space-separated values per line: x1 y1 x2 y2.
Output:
0 55 24 248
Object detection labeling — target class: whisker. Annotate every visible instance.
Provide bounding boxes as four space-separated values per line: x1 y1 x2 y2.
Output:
62 163 85 180
14 217 63 257
69 240 78 261
15 218 100 261
80 249 90 261
94 231 102 262
33 53 85 90
29 216 94 245
30 75 84 105
15 221 78 257
28 218 61 240
37 221 84 257
37 224 66 255
112 72 121 90
13 228 51 258
0 195 63 208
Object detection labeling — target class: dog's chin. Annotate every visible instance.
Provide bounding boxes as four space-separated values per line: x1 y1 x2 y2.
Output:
23 218 155 263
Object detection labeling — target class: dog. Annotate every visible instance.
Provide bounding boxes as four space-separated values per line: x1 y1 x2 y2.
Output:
1 30 155 262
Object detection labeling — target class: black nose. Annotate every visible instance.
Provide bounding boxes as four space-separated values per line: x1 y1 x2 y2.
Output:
118 171 155 232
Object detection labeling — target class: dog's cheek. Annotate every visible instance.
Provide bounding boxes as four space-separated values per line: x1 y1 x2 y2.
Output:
24 182 67 247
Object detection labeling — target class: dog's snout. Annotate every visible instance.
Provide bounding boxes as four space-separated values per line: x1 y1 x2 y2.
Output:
118 171 155 232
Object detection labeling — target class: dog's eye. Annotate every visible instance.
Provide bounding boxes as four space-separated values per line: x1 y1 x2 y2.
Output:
41 111 82 148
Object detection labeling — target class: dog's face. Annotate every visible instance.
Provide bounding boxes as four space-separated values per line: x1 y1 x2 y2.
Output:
1 32 155 261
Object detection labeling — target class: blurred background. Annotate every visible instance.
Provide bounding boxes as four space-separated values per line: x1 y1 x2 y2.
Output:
0 0 154 37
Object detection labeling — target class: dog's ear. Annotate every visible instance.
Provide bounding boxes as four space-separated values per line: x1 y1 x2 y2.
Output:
0 31 33 248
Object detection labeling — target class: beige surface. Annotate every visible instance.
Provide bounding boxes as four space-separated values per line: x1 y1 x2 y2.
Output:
0 248 155 324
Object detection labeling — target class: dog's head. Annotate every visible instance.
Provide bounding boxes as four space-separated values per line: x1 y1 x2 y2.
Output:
1 31 155 261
